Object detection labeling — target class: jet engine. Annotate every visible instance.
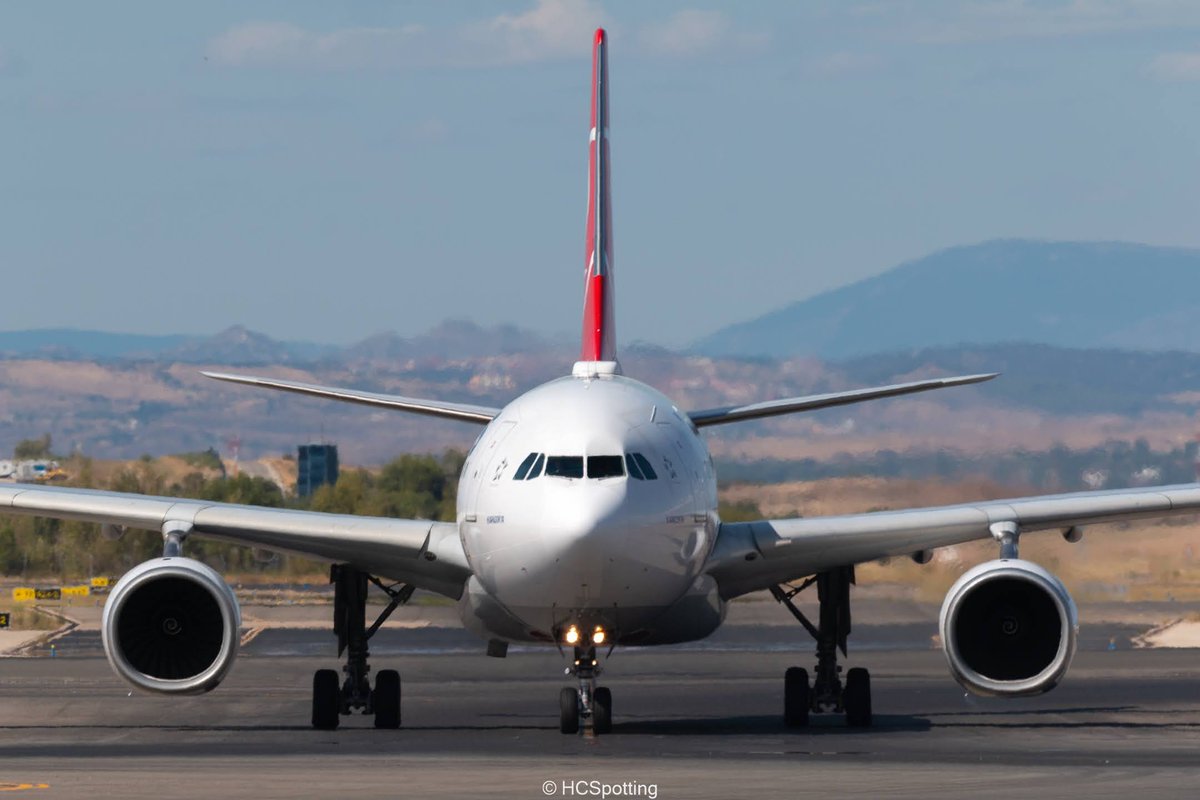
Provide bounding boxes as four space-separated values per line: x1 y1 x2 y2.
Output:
939 559 1077 697
101 557 240 695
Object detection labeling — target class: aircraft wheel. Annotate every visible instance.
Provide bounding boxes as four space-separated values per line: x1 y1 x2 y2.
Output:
844 667 872 728
559 687 580 734
373 669 401 729
784 666 810 728
312 669 341 730
593 686 613 734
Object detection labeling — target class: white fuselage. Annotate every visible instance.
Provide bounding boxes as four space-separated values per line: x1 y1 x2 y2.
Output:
456 363 725 646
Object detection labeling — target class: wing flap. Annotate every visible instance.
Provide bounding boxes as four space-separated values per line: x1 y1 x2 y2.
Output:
0 484 470 599
707 483 1200 598
688 373 997 428
202 371 499 424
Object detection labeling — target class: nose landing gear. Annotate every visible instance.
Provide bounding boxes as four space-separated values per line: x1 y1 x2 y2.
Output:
772 566 873 728
560 644 613 734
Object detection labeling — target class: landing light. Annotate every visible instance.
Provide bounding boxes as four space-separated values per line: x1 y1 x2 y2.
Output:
592 627 606 645
565 625 580 645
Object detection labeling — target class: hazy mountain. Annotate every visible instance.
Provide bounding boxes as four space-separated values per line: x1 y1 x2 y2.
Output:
162 326 336 365
0 328 191 359
836 342 1200 416
692 240 1200 359
0 321 560 365
342 320 564 363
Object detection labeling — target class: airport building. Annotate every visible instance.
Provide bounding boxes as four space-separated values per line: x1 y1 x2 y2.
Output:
296 444 339 497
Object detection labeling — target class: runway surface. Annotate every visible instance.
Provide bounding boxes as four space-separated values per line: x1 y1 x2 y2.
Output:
4 620 1200 799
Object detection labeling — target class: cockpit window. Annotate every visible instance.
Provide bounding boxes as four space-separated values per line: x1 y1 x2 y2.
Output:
514 452 548 480
513 452 538 480
625 453 644 480
632 452 658 480
587 455 624 479
545 456 584 479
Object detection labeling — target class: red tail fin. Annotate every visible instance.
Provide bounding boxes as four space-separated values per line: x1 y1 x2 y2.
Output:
581 28 616 364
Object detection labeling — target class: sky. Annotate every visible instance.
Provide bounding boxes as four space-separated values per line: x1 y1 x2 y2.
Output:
3 1 1200 348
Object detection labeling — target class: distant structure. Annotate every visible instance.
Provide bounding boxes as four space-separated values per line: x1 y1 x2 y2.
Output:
296 444 339 497
226 435 242 477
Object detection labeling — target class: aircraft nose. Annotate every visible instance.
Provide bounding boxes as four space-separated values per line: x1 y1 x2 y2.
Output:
537 484 626 585
545 483 625 545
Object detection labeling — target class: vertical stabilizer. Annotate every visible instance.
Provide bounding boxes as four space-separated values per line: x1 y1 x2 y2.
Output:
580 28 617 366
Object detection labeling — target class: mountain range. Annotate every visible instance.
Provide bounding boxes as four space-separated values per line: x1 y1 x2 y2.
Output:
6 240 1200 365
692 240 1200 359
0 322 567 366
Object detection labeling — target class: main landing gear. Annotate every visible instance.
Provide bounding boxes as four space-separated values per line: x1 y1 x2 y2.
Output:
312 564 414 730
559 644 613 735
772 566 872 728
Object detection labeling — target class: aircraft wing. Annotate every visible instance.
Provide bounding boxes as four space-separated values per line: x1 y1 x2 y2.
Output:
0 483 470 599
687 373 997 428
203 372 499 424
704 483 1200 598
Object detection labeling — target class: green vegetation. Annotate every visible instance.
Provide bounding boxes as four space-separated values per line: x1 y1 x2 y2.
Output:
13 433 54 460
176 447 224 472
309 452 463 521
0 450 463 580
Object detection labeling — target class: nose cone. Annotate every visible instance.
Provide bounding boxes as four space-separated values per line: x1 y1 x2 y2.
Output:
510 482 628 609
546 481 625 547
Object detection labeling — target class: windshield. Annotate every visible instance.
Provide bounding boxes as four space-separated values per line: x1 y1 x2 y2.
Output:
545 456 584 479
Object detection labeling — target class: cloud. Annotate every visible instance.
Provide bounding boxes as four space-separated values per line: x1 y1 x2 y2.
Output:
1148 51 1200 81
638 9 768 57
206 21 426 68
464 0 610 64
206 0 608 70
206 2 765 70
892 0 1200 45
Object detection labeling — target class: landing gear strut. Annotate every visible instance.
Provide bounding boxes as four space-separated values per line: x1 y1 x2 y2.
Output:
560 644 613 734
312 564 413 730
772 566 872 728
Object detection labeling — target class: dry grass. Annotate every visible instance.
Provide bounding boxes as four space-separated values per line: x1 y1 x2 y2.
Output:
4 606 57 631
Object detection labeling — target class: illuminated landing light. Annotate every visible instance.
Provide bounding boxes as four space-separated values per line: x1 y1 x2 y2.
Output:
592 627 606 645
565 625 580 645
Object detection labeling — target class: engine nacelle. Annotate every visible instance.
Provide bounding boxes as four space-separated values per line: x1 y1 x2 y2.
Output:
101 557 240 695
939 559 1077 697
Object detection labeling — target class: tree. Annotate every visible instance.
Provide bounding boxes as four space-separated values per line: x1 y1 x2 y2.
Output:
14 433 52 460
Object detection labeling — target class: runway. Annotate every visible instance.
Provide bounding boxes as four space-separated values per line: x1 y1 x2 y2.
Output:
3 620 1200 799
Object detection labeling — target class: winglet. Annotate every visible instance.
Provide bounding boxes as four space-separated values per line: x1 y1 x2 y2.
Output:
580 27 617 366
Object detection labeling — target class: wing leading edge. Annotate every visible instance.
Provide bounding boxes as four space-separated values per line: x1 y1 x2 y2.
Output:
202 372 499 424
0 483 470 598
705 483 1200 598
688 373 997 428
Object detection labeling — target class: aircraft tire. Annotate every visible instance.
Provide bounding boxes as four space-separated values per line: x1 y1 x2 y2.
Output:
373 669 401 729
784 666 810 728
593 686 613 734
312 669 341 730
559 687 580 734
844 667 872 727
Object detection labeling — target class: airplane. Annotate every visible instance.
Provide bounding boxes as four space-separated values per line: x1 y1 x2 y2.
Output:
5 27 1200 734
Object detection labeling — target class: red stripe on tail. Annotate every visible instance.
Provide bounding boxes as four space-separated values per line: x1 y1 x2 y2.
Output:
581 28 616 363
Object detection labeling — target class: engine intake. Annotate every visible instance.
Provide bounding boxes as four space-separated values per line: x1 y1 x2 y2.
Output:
102 557 240 695
939 559 1077 697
